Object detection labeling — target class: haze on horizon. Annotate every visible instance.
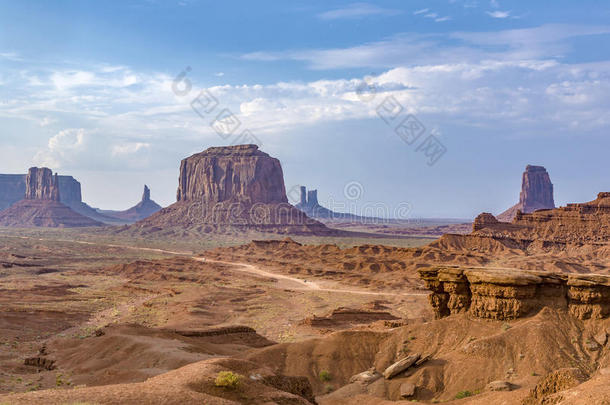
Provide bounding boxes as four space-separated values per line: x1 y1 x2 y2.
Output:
1 0 609 218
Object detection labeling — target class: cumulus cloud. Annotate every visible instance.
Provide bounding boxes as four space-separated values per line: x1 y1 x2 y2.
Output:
34 128 87 168
2 23 610 176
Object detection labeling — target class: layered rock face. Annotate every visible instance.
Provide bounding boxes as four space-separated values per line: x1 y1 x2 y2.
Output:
476 192 610 245
498 165 555 222
56 176 82 206
25 167 60 201
419 266 610 320
0 172 118 224
124 145 336 235
0 168 102 228
176 145 287 204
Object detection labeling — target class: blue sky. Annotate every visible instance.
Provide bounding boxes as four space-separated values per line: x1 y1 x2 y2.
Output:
1 0 610 218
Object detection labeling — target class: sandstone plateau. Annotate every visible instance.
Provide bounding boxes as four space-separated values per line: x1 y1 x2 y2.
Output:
0 167 102 228
121 145 338 235
498 165 555 222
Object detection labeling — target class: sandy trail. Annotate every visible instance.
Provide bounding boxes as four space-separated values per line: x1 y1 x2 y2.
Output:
5 235 425 297
195 257 426 297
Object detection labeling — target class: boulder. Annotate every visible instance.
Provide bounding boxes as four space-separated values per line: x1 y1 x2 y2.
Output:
399 382 416 398
383 354 420 379
349 370 382 385
486 380 513 392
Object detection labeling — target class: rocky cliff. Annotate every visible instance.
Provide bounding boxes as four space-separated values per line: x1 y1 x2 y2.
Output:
498 165 555 222
25 167 60 201
476 192 610 245
0 168 102 228
120 145 337 236
419 266 610 320
176 144 287 204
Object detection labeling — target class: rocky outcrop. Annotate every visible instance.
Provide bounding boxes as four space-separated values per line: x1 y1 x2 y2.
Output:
120 145 338 236
472 212 500 232
25 167 60 201
419 266 610 320
99 185 162 222
295 186 365 221
476 193 610 245
176 144 287 204
0 167 102 228
498 165 555 222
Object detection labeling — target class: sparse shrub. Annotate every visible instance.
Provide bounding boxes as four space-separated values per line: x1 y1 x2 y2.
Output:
502 323 511 331
319 370 332 382
455 390 473 399
214 371 240 389
324 384 334 393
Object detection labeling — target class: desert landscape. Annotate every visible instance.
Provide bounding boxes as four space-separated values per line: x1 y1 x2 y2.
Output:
0 143 608 404
1 1 609 404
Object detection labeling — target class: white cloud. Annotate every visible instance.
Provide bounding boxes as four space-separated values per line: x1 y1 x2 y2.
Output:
486 10 511 18
435 16 452 22
318 3 400 20
34 128 87 168
2 24 610 177
112 142 151 156
413 8 429 15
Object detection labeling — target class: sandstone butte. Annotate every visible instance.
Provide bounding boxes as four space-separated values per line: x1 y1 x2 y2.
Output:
498 165 556 222
120 144 339 235
0 167 102 228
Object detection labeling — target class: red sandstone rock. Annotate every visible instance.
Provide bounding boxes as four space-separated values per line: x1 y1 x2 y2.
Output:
120 145 338 236
498 165 555 222
176 144 287 204
25 167 60 201
0 167 102 228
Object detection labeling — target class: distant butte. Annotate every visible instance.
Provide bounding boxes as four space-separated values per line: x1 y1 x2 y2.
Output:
118 144 340 236
0 167 102 228
97 185 162 222
498 165 555 222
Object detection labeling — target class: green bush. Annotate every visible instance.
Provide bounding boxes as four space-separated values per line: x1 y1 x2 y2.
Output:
455 390 473 399
215 371 241 389
319 370 332 382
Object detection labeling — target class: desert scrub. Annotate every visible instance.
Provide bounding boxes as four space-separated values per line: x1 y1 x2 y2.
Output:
319 370 332 382
455 390 473 399
214 371 241 389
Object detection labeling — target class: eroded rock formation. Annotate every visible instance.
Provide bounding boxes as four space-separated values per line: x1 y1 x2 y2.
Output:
295 185 364 221
498 165 555 222
25 167 60 201
176 144 287 204
419 266 610 320
476 192 610 245
0 167 102 228
100 185 162 222
121 145 337 235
